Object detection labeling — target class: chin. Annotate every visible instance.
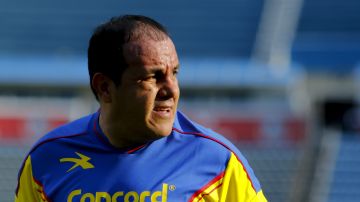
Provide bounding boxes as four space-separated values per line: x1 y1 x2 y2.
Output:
156 127 173 137
147 115 174 138
149 124 173 138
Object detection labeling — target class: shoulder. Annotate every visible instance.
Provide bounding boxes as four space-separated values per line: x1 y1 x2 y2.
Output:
173 111 243 157
28 112 95 156
173 111 262 191
16 113 96 187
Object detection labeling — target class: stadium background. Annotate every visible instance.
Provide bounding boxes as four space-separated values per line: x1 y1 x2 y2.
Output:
0 0 359 201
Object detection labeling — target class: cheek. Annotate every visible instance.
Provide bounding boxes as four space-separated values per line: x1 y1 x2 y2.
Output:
173 82 180 101
175 82 180 96
137 82 156 95
134 85 158 107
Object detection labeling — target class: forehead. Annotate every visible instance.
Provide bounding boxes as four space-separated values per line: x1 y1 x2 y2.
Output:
122 37 179 68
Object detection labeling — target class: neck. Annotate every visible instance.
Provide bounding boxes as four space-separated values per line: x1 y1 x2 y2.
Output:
99 112 133 149
98 110 154 149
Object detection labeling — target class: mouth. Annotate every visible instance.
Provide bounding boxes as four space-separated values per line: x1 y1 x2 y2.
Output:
152 106 172 118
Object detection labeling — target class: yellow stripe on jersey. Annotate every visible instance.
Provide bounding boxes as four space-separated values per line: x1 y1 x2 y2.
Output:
190 152 267 202
15 155 49 202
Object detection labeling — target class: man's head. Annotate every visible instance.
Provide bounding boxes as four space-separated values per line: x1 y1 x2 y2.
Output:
88 15 170 98
88 15 180 146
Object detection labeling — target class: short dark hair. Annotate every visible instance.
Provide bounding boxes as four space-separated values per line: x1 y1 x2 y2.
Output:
88 15 169 99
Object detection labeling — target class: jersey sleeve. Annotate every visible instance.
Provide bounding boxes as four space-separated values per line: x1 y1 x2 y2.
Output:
15 155 49 202
189 152 267 202
218 152 267 202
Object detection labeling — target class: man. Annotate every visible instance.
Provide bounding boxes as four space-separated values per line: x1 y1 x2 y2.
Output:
15 15 267 201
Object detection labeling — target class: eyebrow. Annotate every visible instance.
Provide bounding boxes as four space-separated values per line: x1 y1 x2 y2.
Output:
146 64 180 74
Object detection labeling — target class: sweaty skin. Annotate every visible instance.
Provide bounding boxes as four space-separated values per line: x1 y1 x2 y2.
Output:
99 37 180 149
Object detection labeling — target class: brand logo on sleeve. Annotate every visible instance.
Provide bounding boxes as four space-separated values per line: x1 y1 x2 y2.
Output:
67 183 172 202
60 152 94 172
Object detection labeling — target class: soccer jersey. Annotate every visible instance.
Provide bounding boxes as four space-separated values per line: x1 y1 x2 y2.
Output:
15 111 267 202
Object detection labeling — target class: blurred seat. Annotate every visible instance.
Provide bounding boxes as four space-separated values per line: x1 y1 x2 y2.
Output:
240 144 303 202
292 0 360 72
327 135 360 202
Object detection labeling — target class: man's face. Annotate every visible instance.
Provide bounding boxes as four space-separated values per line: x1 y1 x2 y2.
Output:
109 37 180 142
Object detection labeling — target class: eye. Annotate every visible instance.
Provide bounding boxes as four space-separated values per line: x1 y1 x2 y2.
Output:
173 69 179 76
141 74 156 81
143 71 162 81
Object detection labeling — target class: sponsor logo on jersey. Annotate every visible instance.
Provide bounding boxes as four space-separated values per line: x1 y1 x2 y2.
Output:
60 152 94 172
67 183 170 202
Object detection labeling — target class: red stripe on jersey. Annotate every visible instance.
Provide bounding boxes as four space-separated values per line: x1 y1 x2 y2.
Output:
33 176 52 202
127 144 146 154
188 171 225 202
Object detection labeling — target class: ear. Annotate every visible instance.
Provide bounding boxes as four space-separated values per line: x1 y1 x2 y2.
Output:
91 73 113 103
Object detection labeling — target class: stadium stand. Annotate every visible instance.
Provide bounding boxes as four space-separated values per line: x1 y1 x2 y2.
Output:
327 135 360 202
241 144 303 202
293 0 360 72
0 146 29 202
0 0 264 57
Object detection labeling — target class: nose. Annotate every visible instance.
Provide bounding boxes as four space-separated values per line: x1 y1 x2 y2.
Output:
156 75 179 101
